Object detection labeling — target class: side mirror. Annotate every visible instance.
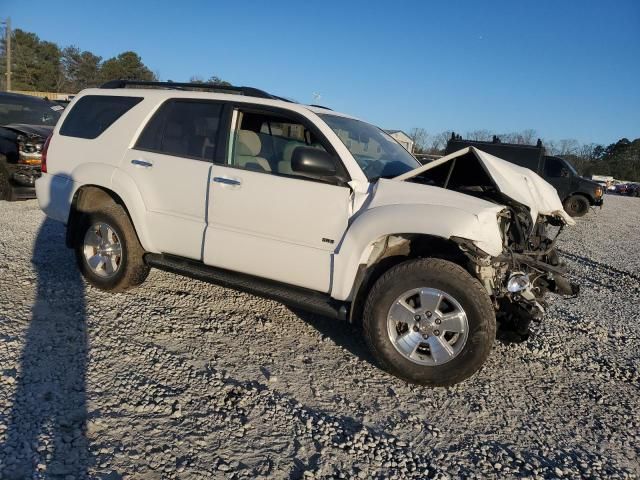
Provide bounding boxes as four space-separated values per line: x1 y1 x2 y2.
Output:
291 147 337 178
560 168 570 178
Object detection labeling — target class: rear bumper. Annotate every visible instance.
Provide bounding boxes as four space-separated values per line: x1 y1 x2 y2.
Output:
35 173 76 224
9 185 36 200
3 165 39 200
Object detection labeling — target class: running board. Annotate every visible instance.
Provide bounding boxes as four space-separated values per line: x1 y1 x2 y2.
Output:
144 253 349 320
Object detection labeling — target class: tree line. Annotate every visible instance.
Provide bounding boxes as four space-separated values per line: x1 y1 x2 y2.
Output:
0 28 229 93
409 128 640 182
1 27 637 181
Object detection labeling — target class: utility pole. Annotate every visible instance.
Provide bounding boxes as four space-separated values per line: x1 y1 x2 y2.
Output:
4 17 11 91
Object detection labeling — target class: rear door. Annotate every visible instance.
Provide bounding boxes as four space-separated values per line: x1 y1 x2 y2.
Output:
202 106 352 292
121 99 225 259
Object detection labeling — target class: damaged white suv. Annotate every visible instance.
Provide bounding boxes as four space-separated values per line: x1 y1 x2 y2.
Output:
36 80 578 386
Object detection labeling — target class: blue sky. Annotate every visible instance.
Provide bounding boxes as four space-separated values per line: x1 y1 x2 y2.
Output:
4 0 639 145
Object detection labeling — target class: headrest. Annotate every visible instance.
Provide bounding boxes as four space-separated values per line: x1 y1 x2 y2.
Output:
194 116 219 136
283 141 306 163
236 130 261 156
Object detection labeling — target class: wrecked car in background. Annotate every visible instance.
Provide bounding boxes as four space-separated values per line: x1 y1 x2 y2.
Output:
445 136 604 217
37 81 578 386
0 92 62 200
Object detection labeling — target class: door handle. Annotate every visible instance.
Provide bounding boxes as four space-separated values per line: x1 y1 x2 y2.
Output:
131 159 153 168
213 176 241 186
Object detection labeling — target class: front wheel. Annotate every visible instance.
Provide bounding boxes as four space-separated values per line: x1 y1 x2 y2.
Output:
363 258 496 386
563 194 590 217
74 204 149 292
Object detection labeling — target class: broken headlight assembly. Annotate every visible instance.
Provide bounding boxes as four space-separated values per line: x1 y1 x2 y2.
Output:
17 134 44 166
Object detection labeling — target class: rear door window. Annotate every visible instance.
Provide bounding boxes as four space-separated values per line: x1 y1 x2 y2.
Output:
135 99 223 161
59 95 142 139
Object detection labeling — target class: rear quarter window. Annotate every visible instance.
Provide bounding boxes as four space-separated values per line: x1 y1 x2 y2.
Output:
59 95 143 139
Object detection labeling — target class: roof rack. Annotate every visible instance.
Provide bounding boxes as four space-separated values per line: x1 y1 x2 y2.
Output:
100 79 284 101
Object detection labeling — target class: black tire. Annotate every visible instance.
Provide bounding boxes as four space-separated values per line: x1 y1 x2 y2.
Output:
363 258 496 386
563 194 590 217
74 204 149 292
0 168 14 201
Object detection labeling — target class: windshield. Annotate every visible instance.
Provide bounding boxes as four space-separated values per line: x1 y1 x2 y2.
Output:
562 158 579 176
0 95 62 126
319 114 420 180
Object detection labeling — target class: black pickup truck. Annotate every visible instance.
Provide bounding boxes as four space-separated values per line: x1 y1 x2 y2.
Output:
0 92 62 201
445 135 604 217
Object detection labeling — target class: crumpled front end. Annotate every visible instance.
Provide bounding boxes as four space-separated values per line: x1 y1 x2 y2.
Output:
394 145 580 341
1 125 48 199
454 205 578 342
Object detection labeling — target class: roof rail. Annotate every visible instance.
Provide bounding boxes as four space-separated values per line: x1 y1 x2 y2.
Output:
309 104 333 110
99 79 281 100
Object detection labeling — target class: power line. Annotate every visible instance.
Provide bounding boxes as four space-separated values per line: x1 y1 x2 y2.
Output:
1 17 10 91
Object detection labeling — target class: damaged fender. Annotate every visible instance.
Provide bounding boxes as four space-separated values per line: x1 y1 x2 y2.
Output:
331 180 507 301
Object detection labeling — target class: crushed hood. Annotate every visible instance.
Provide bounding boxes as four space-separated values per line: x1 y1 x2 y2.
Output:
1 124 53 139
395 146 575 225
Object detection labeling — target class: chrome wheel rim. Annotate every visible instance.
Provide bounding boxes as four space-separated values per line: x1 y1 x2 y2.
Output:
387 287 469 366
83 222 123 278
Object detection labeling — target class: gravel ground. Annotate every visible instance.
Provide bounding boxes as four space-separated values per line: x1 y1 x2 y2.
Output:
0 195 638 479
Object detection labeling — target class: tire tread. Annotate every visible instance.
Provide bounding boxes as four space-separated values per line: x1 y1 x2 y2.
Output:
362 257 495 386
75 203 149 292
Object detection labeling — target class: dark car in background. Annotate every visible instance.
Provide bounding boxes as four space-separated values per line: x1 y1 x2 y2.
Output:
628 184 640 197
445 135 604 217
614 183 630 195
616 183 640 197
0 92 63 200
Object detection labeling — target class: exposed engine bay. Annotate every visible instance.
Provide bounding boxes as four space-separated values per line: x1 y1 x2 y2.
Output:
400 147 580 342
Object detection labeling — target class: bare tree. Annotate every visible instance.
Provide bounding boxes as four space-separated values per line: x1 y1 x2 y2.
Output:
429 131 453 153
408 128 429 154
519 129 537 145
577 143 598 162
557 139 579 156
466 129 493 141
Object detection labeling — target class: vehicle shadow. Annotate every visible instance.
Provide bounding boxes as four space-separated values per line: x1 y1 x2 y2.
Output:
0 217 91 478
289 308 375 365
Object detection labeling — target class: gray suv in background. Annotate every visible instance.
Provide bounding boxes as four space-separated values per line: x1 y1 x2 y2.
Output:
446 135 604 217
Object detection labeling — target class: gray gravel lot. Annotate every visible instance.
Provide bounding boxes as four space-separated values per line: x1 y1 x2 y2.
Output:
0 195 639 479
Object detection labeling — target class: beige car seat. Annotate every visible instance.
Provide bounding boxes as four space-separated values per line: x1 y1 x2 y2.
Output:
278 141 306 175
194 116 219 159
234 130 271 172
278 141 326 175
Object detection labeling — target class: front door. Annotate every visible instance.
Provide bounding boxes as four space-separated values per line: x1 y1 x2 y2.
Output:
543 156 572 200
203 107 352 292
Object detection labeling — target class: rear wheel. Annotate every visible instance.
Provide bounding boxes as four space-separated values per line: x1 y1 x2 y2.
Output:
563 194 590 217
74 204 149 292
363 258 496 386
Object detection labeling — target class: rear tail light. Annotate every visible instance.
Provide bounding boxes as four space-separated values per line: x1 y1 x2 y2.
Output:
41 134 52 173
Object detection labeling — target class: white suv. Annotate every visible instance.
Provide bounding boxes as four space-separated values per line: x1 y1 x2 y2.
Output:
36 80 577 386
